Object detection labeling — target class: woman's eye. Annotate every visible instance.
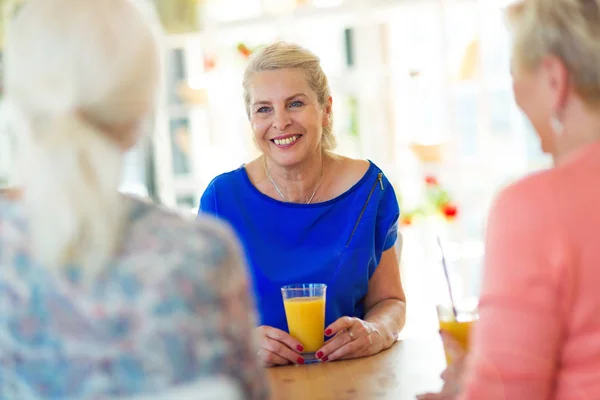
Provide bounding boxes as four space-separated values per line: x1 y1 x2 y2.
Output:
256 106 271 114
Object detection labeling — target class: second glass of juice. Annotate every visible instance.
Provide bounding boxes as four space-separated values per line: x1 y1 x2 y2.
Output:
281 283 327 364
437 304 478 366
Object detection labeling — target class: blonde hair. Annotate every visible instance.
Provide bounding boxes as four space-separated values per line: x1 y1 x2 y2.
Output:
242 41 337 152
506 0 600 104
2 0 159 278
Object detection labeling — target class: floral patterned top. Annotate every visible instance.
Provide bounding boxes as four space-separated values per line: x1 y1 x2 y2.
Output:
0 195 269 400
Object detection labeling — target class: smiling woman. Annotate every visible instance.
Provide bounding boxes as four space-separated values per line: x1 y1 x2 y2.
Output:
198 41 407 368
247 68 327 171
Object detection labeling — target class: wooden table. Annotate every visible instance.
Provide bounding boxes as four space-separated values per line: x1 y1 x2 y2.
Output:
267 335 446 400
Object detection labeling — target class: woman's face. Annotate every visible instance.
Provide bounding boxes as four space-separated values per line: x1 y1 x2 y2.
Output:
248 68 331 168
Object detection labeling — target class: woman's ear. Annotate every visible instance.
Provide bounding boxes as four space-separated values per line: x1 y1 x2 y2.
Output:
540 54 570 113
323 96 333 126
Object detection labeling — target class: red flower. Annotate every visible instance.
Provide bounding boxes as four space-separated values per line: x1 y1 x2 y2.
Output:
237 43 252 58
425 175 438 186
441 203 458 220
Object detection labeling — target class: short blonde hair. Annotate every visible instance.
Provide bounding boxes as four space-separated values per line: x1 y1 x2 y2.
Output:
242 41 336 152
506 0 600 104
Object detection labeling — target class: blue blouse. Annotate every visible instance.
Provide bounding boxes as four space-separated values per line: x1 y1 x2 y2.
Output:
199 161 400 332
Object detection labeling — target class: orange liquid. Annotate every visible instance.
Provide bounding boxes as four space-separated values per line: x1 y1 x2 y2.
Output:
283 296 326 352
439 318 474 365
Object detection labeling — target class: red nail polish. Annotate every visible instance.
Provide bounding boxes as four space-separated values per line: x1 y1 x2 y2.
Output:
316 351 323 358
325 329 332 335
297 357 305 365
297 345 304 352
322 356 329 362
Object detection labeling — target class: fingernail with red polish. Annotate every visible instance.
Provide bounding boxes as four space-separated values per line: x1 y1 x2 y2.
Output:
322 356 329 362
325 329 332 336
316 351 324 359
297 357 305 365
297 345 304 352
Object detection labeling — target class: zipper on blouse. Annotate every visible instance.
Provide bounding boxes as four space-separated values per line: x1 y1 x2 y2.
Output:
345 173 384 247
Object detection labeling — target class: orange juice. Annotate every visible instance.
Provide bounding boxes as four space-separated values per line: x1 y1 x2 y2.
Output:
438 317 474 365
283 296 326 352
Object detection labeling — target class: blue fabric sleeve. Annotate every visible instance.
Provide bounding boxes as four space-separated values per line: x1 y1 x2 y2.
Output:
367 173 400 279
376 174 400 258
199 180 218 216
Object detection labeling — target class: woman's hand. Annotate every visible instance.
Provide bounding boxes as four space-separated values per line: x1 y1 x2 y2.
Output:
256 326 305 367
417 332 467 400
314 316 384 362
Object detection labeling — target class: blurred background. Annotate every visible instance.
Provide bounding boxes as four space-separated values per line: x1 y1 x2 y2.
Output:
0 0 549 336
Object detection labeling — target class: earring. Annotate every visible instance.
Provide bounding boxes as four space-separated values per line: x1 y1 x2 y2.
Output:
550 114 564 136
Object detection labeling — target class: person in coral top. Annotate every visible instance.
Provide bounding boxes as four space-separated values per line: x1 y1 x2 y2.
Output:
419 0 600 399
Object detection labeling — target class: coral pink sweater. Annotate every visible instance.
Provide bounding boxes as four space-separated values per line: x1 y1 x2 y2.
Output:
460 141 600 400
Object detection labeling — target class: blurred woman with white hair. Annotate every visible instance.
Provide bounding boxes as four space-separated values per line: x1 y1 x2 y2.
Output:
0 0 268 399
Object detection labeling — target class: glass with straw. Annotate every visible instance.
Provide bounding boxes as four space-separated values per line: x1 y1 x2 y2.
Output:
436 237 478 366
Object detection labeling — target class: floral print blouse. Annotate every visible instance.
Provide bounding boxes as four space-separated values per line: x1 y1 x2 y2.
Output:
0 195 268 400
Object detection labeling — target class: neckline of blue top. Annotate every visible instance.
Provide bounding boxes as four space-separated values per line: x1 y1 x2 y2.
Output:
239 160 376 208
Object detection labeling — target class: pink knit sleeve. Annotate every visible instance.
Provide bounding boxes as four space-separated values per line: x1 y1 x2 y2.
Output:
460 177 566 400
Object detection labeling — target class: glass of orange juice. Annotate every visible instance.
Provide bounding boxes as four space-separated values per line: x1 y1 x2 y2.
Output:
436 304 478 366
281 283 327 364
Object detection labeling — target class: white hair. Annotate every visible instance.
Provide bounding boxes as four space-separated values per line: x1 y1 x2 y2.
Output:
2 0 160 279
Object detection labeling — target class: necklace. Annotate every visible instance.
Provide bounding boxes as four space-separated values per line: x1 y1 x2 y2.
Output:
263 157 323 204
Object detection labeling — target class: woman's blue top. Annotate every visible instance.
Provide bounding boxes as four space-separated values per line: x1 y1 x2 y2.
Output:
199 161 400 331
